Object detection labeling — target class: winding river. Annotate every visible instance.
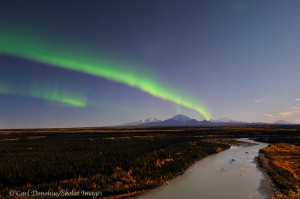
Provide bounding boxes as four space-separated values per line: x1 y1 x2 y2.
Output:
140 138 269 199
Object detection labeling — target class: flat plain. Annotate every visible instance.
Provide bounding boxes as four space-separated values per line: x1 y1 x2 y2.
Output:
0 126 299 198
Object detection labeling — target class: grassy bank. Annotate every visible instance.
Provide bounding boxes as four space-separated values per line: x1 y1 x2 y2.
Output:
0 129 229 198
258 143 300 199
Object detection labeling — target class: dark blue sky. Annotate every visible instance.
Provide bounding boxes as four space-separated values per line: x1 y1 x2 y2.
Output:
1 0 300 128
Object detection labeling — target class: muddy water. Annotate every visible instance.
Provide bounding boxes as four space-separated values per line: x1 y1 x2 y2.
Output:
140 138 269 199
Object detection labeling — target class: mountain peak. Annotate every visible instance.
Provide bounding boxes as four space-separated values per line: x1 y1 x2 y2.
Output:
168 114 192 122
144 118 160 123
273 120 290 124
118 117 161 126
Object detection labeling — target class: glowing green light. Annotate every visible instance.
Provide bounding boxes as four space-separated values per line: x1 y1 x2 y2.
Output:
0 82 86 107
0 29 211 119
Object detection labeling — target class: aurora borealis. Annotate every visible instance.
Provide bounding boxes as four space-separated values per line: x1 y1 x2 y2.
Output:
1 0 300 128
0 82 86 107
0 29 211 120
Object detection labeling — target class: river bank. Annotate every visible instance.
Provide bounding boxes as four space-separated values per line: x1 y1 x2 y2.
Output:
255 154 280 198
105 142 230 199
138 138 272 199
258 143 300 199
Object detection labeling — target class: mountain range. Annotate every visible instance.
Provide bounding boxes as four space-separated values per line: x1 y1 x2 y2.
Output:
118 118 162 126
118 114 293 127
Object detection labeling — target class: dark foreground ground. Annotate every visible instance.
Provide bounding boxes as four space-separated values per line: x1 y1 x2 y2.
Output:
0 126 299 198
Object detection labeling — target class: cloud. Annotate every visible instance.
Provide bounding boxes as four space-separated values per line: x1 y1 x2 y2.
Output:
292 119 300 124
266 107 300 119
263 113 282 119
279 111 294 116
290 107 300 111
251 98 275 103
283 107 300 116
295 98 300 102
263 113 273 118
253 98 266 103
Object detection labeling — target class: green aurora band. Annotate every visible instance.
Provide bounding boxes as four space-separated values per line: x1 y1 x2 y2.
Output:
0 30 211 119
0 82 86 107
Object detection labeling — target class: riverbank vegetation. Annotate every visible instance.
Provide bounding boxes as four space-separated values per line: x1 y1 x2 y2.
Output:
259 143 300 198
0 129 229 197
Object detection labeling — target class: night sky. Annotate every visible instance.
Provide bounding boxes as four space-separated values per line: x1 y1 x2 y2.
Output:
1 0 300 128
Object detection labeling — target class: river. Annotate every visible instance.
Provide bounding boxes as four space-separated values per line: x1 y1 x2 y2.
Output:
139 138 269 199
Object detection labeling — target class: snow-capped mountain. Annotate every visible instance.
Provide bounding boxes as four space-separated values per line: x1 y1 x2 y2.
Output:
166 114 192 122
273 120 291 124
118 114 213 127
211 118 247 123
117 115 295 127
144 118 161 123
119 118 161 126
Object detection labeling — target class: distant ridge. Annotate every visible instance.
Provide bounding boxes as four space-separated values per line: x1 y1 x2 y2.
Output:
117 114 214 127
273 120 291 124
146 114 206 126
211 118 247 123
117 114 295 127
118 117 162 126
